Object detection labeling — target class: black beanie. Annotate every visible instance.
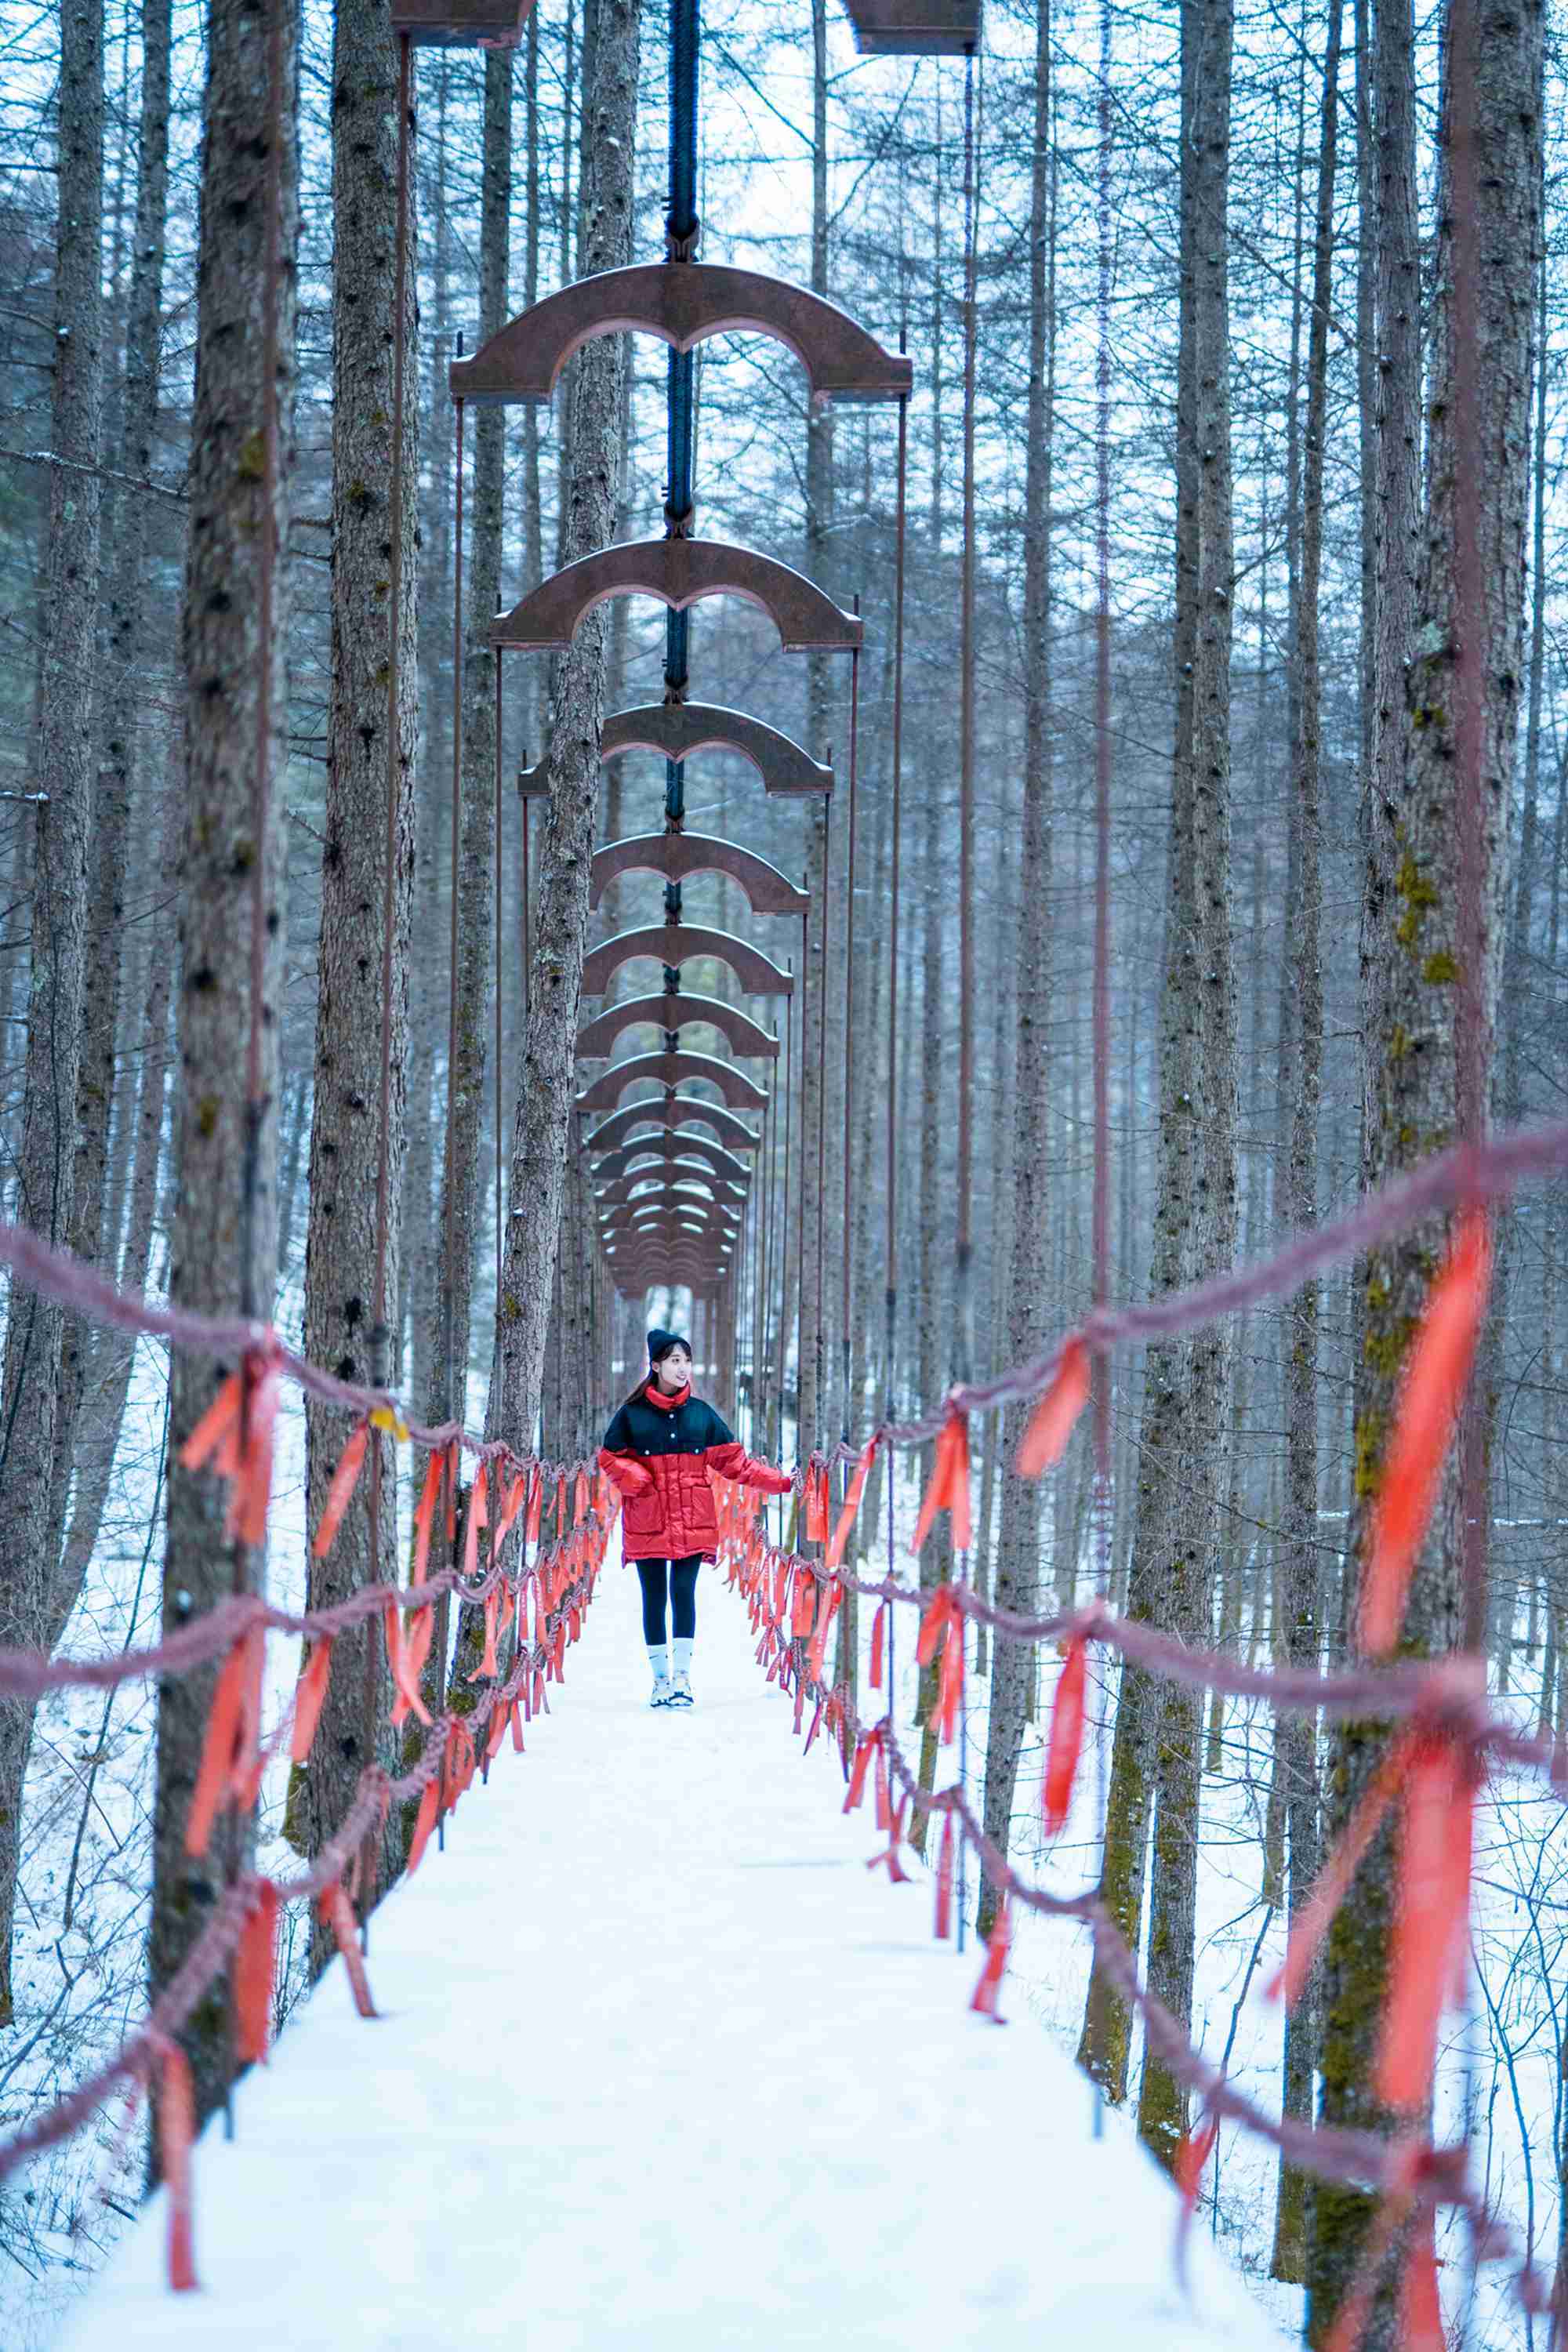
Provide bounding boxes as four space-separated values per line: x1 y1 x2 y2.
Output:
647 1327 688 1367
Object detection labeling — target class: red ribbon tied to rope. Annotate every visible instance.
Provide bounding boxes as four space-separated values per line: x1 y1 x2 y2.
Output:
804 1462 829 1545
970 1897 1011 2023
184 1624 264 1859
178 1335 283 1548
826 1437 878 1569
911 1410 971 1555
916 1586 964 1745
234 1878 281 2067
412 1448 444 1584
311 1417 369 1559
1042 1635 1088 1836
153 2035 198 2292
289 1635 333 1764
1361 1205 1491 1658
1017 1334 1091 1478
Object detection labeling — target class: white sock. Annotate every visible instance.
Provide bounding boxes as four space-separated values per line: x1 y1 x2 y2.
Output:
672 1639 694 1679
648 1644 670 1685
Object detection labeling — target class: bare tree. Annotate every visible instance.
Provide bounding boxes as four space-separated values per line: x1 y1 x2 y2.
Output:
486 0 641 1457
296 0 419 1951
0 0 104 2027
148 0 298 2134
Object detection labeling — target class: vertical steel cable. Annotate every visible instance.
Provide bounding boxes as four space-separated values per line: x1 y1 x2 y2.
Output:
884 384 907 1427
953 45 980 1391
840 629 860 1444
1091 0 1115 1541
494 655 505 1321
815 802 833 1449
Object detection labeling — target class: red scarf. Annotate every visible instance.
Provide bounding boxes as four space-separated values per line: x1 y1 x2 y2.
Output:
644 1378 690 1414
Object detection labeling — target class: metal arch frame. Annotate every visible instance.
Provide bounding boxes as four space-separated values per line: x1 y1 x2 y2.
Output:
592 1134 753 1186
585 1097 760 1156
390 0 535 44
582 924 793 1000
521 704 833 801
603 703 833 797
603 1192 741 1234
450 262 911 406
588 833 808 919
839 0 982 53
489 540 862 655
595 1171 746 1210
577 994 779 1064
576 1050 768 1116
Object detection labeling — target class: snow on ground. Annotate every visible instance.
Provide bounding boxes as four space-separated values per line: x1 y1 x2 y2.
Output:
49 1534 1288 2352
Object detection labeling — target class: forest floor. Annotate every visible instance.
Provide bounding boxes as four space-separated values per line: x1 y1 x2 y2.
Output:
47 1530 1288 2351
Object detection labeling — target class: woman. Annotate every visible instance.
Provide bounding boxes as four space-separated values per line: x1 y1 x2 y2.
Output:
599 1328 790 1708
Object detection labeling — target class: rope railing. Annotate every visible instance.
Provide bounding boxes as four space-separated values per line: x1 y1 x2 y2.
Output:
0 1504 612 2266
718 1507 1555 2338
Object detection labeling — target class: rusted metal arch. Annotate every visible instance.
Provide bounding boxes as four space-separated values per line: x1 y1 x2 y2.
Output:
450 263 912 407
592 1135 753 1187
595 1172 746 1211
604 1210 739 1250
578 1051 767 1116
490 540 862 655
608 1252 728 1295
582 924 793 1000
390 0 534 45
840 0 982 52
603 1194 741 1236
589 833 807 920
586 1098 760 1156
604 702 832 798
521 702 833 799
577 993 779 1064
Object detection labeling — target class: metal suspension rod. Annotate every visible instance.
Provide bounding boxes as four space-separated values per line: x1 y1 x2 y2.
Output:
814 793 832 1453
884 381 907 1425
954 42 980 1396
840 628 859 1443
494 652 505 1330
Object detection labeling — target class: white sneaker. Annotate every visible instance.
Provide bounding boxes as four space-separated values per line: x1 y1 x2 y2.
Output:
650 1675 673 1709
667 1671 694 1708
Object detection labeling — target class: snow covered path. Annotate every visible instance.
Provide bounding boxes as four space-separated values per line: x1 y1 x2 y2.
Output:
55 1559 1287 2352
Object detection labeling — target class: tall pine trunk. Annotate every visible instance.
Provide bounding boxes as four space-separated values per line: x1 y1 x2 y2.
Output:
978 0 1052 1940
0 0 104 2027
296 0 419 1951
1270 0 1340 2281
1311 0 1544 2336
486 0 640 1457
149 0 298 2136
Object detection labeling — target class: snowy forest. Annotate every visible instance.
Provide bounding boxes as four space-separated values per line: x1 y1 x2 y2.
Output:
0 0 1563 2343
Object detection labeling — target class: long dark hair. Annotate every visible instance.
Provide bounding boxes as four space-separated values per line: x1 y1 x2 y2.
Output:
611 1345 692 1422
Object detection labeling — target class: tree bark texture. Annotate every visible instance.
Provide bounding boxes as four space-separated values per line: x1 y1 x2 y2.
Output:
1312 0 1543 2337
149 0 298 2137
486 0 640 1458
0 0 104 2027
434 51 511 1434
978 0 1051 1943
296 0 419 1956
1271 0 1340 2282
1136 0 1238 2170
49 0 173 1599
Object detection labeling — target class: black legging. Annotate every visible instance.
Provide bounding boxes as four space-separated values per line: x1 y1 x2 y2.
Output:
637 1555 701 1645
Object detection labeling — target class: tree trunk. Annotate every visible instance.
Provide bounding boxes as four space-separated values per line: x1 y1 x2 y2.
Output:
1271 0 1341 2282
1136 0 1238 2170
978 0 1052 1941
296 0 419 1958
149 0 297 2138
0 0 104 2028
486 0 640 1458
48 0 173 1593
1310 0 1543 2335
434 52 511 1440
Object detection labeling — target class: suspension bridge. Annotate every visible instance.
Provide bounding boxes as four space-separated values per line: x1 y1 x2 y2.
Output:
0 0 1562 2343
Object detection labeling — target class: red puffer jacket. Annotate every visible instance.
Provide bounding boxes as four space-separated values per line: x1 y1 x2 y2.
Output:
597 1381 790 1562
